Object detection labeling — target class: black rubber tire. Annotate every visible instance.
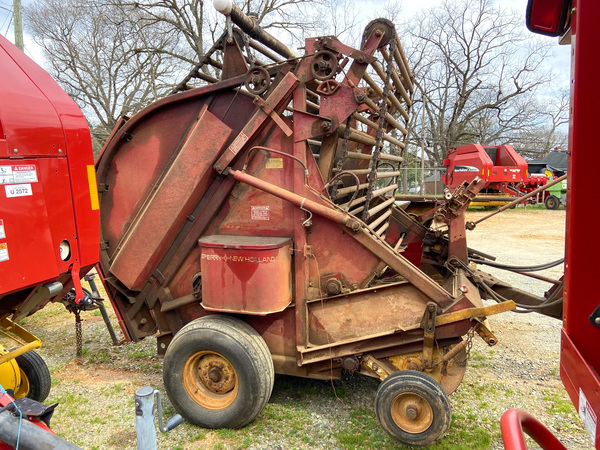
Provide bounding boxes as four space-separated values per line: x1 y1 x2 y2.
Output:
15 351 51 402
375 370 452 447
545 195 560 210
163 315 274 429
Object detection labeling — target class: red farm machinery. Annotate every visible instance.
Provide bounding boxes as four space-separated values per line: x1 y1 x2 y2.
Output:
90 3 566 446
0 33 99 446
2 0 596 447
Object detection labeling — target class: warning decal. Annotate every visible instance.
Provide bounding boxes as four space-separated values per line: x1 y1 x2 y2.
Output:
0 165 38 185
0 243 8 262
579 389 597 443
0 219 5 239
251 206 270 221
228 132 249 156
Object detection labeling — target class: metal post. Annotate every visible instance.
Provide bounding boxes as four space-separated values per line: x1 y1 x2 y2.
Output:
420 98 426 195
13 0 23 51
135 387 157 450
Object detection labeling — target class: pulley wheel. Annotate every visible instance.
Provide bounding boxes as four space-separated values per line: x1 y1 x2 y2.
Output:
310 50 339 81
244 66 271 95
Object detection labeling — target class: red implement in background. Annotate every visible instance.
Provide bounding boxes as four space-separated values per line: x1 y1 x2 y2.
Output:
442 144 528 195
0 34 100 314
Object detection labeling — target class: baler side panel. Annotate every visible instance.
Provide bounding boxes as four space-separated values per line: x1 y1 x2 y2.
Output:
109 106 234 291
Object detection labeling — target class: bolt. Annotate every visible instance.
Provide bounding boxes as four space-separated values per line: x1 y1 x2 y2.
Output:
355 94 365 103
405 406 418 420
13 149 18 154
375 30 383 37
595 317 600 325
356 55 365 63
321 121 331 131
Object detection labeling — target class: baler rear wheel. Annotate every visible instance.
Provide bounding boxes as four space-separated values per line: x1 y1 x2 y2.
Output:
545 195 560 210
163 315 274 429
13 351 51 402
375 370 451 447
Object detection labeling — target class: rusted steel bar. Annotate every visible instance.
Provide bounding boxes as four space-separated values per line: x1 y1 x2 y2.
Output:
375 222 389 236
368 209 392 230
346 151 403 163
393 35 414 92
363 96 408 130
352 113 406 148
345 151 376 160
248 38 284 63
335 182 369 197
342 168 372 175
372 184 399 196
380 47 411 104
342 195 367 210
307 139 321 147
207 57 224 69
214 1 299 59
353 112 379 130
376 171 400 179
349 204 365 216
366 197 395 218
337 124 378 146
467 174 568 228
362 73 393 108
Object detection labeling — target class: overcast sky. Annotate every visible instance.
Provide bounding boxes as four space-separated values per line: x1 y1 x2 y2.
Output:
0 0 570 89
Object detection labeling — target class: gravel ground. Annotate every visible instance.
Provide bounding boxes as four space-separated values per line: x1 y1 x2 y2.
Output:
4 206 595 449
464 208 593 449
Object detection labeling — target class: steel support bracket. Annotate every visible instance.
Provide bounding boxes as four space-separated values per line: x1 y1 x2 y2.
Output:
0 317 42 365
421 302 437 371
475 320 498 346
361 355 393 381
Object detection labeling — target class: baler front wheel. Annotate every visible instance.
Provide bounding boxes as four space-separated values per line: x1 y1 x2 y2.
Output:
163 315 274 429
375 370 451 447
13 351 51 402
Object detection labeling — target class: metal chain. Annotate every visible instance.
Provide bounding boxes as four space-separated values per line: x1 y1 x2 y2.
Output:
74 309 83 360
455 326 477 366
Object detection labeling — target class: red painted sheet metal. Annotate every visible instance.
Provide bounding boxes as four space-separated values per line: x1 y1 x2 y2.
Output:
561 0 600 446
0 35 98 300
109 106 233 291
199 235 292 315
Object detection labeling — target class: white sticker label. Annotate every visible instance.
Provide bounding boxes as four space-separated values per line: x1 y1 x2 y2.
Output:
0 243 8 262
5 183 33 198
579 389 597 443
251 206 270 221
0 165 38 185
0 219 5 239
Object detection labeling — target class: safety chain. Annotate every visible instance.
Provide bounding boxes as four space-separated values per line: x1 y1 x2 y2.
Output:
455 326 477 366
74 309 83 361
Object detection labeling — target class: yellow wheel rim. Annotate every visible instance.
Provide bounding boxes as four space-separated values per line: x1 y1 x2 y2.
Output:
13 368 30 399
390 392 433 434
183 351 238 409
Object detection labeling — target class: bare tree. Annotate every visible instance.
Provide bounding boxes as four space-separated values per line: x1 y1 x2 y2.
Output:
400 0 562 165
26 0 181 138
